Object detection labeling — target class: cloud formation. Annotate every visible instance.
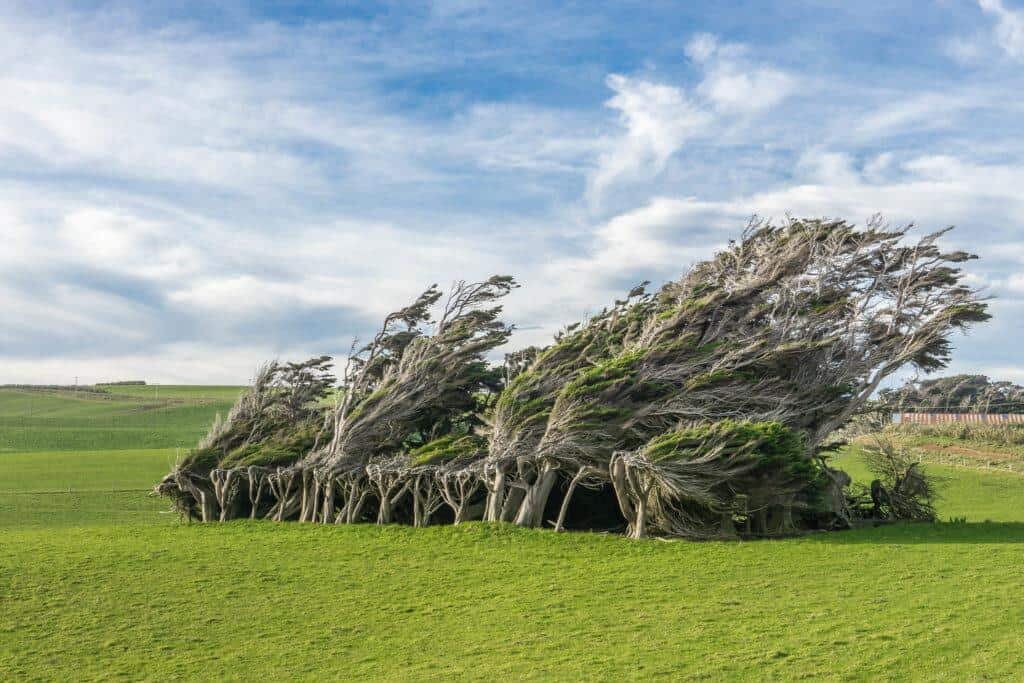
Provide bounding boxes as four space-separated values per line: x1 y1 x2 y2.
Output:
980 0 1024 59
0 2 1022 386
588 75 710 206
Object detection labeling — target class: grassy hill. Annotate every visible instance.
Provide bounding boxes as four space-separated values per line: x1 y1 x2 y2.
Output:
0 385 241 453
1 386 1023 680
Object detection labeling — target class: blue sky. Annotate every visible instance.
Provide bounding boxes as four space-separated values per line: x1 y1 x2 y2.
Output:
2 0 1023 384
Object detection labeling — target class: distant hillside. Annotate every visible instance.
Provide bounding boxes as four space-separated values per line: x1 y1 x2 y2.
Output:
0 386 242 452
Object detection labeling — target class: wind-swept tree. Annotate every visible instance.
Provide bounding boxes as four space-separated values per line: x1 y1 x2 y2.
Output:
157 276 518 525
157 217 987 539
155 356 336 521
287 275 517 525
488 217 987 535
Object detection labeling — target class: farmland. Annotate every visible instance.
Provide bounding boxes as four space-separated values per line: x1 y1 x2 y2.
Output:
2 386 1023 680
0 385 240 453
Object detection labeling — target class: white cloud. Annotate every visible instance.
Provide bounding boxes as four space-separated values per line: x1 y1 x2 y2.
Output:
58 208 201 281
945 35 986 64
587 74 710 205
547 197 738 289
577 147 1024 291
980 0 1024 60
587 34 796 208
1006 273 1024 293
451 103 603 174
687 34 796 116
684 33 720 63
863 152 895 181
855 93 974 138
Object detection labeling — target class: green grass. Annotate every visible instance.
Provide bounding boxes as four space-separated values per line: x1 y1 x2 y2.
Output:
2 511 1023 680
835 449 1024 523
0 386 241 452
859 423 1024 475
0 490 168 529
0 449 178 493
1 388 1023 680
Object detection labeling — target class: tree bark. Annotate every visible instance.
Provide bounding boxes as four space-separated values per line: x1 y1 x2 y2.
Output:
609 457 637 535
499 483 525 522
321 478 335 525
514 463 558 527
484 465 506 522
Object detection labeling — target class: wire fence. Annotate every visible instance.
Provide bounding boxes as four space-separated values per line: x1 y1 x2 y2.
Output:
894 413 1024 425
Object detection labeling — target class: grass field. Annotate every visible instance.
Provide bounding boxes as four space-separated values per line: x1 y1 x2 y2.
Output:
875 422 1024 475
2 387 1023 680
0 385 240 452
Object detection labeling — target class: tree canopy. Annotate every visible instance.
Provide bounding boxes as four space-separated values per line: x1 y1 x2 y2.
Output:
156 217 988 538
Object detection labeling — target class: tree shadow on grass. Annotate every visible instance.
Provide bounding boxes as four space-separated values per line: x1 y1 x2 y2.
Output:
807 521 1024 545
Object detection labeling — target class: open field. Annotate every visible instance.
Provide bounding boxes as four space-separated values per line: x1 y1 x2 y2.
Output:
0 386 241 453
870 423 1024 475
2 387 1023 680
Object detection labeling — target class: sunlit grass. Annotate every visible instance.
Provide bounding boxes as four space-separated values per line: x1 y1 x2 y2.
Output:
2 387 1023 679
0 386 241 452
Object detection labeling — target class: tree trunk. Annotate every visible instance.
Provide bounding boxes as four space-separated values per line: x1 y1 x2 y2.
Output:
609 457 637 535
777 495 796 534
633 495 647 539
216 469 241 522
321 478 335 525
555 467 592 532
623 463 650 539
248 467 265 520
298 468 320 523
719 511 737 537
514 463 558 527
377 489 393 524
484 465 506 522
499 483 525 522
309 475 321 523
412 476 424 527
347 490 370 523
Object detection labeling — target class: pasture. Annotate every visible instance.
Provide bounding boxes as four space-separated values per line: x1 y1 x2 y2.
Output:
1 386 1023 680
0 385 240 453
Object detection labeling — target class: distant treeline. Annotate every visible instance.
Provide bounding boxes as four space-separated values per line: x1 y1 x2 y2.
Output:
97 381 147 386
881 375 1024 414
0 384 111 394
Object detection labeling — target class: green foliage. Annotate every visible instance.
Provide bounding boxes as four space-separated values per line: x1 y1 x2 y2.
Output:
858 437 937 521
642 420 802 464
651 420 822 494
683 369 747 391
561 349 644 400
408 434 485 466
180 446 221 472
891 421 1024 449
219 423 322 468
317 276 518 469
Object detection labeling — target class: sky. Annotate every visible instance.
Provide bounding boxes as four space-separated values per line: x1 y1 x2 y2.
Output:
2 0 1024 386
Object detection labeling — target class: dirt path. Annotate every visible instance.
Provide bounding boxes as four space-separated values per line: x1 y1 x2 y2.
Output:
912 442 1019 463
